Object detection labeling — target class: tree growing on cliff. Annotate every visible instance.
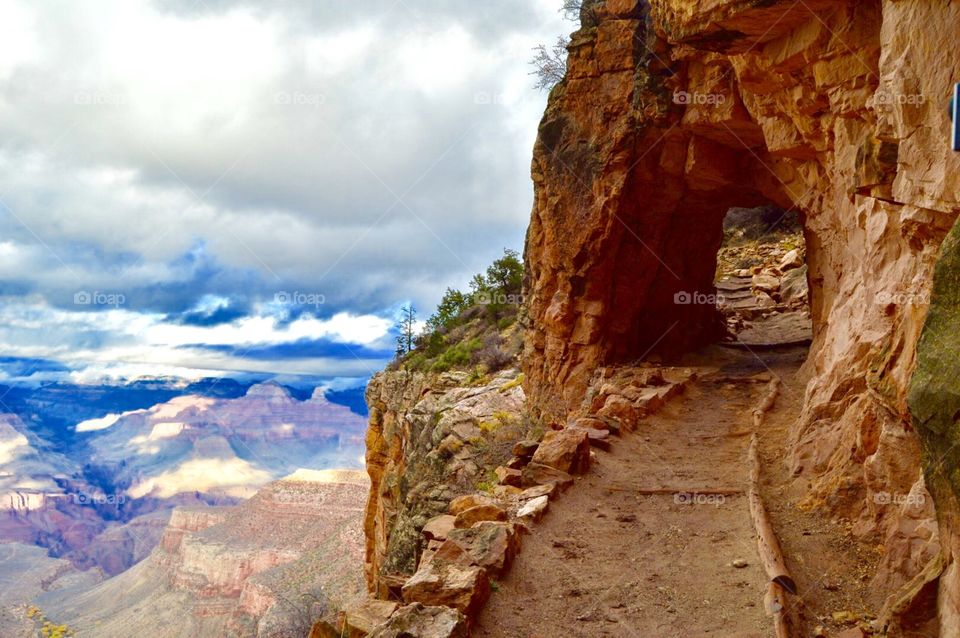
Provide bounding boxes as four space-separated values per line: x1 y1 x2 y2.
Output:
530 35 570 91
469 248 524 319
395 305 417 358
561 0 583 21
426 288 471 334
481 248 523 297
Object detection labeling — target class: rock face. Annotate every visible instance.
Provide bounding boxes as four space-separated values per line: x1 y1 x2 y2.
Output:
363 369 526 596
521 0 960 629
910 217 960 635
38 471 369 638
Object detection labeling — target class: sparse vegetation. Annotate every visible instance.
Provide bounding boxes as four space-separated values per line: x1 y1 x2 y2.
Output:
561 0 583 21
530 36 570 92
499 373 525 393
396 249 524 373
26 606 75 638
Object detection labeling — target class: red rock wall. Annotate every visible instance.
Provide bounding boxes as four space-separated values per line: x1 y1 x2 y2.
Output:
522 0 960 628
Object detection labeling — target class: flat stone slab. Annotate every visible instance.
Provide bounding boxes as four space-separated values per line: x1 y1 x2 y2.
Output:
726 311 812 347
716 276 754 292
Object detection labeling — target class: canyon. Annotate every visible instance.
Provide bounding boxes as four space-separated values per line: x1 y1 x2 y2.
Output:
0 380 368 634
32 470 369 638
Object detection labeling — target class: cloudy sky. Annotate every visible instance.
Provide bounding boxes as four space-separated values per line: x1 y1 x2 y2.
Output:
0 0 568 386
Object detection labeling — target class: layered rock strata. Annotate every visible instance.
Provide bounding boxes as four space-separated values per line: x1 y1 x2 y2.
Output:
40 471 368 638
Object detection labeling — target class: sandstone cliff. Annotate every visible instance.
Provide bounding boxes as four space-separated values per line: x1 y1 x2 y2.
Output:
521 0 960 632
363 369 526 597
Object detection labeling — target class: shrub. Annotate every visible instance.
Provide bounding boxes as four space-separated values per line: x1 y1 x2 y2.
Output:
431 338 482 372
472 333 514 372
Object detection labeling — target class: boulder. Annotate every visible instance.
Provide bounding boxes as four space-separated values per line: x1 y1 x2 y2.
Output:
631 368 666 386
341 599 399 637
495 466 522 487
621 385 678 416
589 383 622 412
596 395 639 431
492 485 522 499
518 483 556 501
448 494 496 516
505 456 526 470
569 426 611 451
368 603 468 638
530 429 591 474
512 440 540 458
453 504 508 528
419 539 444 570
569 416 609 431
520 463 574 490
401 560 490 616
434 521 521 576
754 291 777 309
597 416 621 435
751 273 780 293
778 248 803 271
517 495 549 522
780 264 809 303
422 515 457 542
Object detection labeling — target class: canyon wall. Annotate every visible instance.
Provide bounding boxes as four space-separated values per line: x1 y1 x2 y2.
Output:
41 472 369 638
363 369 526 596
522 0 960 630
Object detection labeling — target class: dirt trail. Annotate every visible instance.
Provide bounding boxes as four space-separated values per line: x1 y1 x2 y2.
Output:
474 347 812 638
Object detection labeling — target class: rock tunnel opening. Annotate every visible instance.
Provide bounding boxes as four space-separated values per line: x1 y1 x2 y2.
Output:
714 205 813 348
594 152 817 370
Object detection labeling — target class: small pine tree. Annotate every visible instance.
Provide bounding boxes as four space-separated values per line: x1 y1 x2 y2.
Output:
395 305 417 358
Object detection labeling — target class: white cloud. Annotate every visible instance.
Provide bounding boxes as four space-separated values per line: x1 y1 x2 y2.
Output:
0 297 393 381
0 0 570 380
